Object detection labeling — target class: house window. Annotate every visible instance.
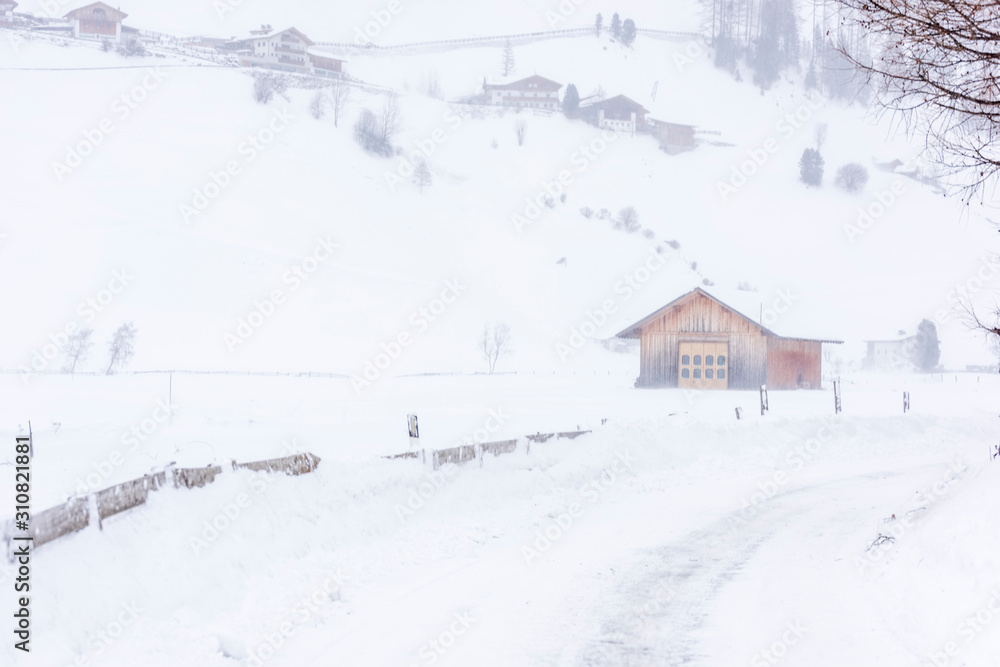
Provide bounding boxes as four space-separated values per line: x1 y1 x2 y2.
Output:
718 369 726 379
718 355 726 366
681 355 690 365
706 369 714 379
681 368 689 379
693 355 701 365
706 355 714 366
693 369 701 379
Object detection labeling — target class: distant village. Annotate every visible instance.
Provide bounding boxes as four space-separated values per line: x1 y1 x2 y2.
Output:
4 1 700 154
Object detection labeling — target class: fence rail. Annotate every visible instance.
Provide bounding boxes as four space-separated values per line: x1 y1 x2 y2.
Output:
3 452 322 561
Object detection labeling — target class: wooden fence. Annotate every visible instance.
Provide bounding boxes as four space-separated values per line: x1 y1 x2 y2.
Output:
3 452 322 561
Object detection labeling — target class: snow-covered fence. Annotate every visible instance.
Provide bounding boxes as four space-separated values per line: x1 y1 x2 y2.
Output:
433 445 478 469
232 452 321 476
96 471 168 525
3 453 322 560
172 465 223 489
22 497 90 550
480 439 517 458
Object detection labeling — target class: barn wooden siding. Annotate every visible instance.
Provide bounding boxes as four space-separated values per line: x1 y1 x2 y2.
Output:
766 338 822 389
636 292 768 389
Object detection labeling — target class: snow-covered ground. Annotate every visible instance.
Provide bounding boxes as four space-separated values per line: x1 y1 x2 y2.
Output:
1 371 999 666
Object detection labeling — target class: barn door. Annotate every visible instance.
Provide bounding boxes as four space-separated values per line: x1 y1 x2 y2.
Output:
678 342 728 390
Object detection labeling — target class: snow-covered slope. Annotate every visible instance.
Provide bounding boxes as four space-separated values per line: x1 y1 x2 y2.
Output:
1 31 996 376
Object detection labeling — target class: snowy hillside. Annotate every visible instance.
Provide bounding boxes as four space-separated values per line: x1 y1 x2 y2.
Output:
1 29 997 376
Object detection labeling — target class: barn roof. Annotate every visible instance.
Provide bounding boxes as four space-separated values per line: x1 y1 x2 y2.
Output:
64 2 127 20
259 26 314 44
485 75 562 91
615 287 843 343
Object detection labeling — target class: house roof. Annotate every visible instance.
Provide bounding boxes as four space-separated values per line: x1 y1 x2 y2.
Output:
306 47 345 60
583 94 649 114
615 287 843 344
260 26 314 45
64 2 127 21
485 75 562 91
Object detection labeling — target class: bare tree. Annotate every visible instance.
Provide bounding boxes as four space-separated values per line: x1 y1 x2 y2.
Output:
837 0 1000 199
480 322 512 374
378 95 402 151
959 290 1000 360
514 119 527 146
309 90 325 119
413 159 432 193
615 206 640 232
63 328 94 374
328 81 351 128
353 108 381 153
106 322 137 375
500 39 516 77
834 163 869 192
814 123 827 151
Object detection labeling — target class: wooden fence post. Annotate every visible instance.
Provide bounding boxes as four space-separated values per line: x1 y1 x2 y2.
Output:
903 391 910 414
834 379 842 415
759 385 769 416
407 414 420 450
735 407 742 420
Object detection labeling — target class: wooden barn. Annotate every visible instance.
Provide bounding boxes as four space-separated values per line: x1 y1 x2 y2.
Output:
64 2 127 41
616 288 841 390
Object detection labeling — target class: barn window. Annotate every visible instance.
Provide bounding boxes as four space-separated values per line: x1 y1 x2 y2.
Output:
681 355 690 365
681 368 689 379
693 355 702 365
718 369 726 379
718 355 726 366
706 369 714 379
693 369 701 379
706 355 714 366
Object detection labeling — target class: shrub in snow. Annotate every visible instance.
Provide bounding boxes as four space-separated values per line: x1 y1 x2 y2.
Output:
580 207 594 218
835 163 869 192
666 239 680 249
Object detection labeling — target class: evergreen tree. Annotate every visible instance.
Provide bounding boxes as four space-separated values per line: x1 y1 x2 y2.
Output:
562 83 580 115
500 39 516 77
610 12 622 39
804 59 817 90
621 18 637 46
911 320 941 371
595 13 602 36
799 148 825 186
